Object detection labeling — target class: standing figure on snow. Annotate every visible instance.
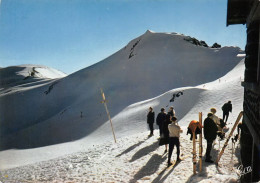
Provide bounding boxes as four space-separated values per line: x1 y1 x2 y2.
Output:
168 117 183 166
186 120 202 141
222 101 232 122
168 106 175 118
147 107 155 137
159 112 172 153
156 108 167 137
211 108 226 139
204 112 218 163
210 108 221 130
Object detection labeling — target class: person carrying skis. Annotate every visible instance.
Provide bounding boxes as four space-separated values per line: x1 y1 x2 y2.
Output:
156 108 167 137
168 116 183 166
147 107 155 137
204 112 218 163
222 101 232 122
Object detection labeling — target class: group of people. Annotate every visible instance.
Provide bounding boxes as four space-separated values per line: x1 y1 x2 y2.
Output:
147 106 182 166
146 101 233 166
204 101 232 163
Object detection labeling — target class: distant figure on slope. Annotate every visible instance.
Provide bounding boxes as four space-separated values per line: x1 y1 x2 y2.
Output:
156 108 167 137
204 112 218 163
168 117 183 166
222 101 232 122
147 107 155 137
186 120 202 141
159 112 172 153
168 106 175 118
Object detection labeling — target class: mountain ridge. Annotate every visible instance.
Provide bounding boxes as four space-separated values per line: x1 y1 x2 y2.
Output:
0 31 244 150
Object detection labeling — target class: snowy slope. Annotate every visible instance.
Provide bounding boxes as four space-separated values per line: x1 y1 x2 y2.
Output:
0 59 246 182
0 31 244 152
0 57 245 172
0 32 244 175
85 59 245 142
0 65 67 89
0 57 245 180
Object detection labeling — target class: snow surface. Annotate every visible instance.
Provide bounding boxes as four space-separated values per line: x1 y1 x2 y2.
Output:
0 31 247 182
0 130 242 183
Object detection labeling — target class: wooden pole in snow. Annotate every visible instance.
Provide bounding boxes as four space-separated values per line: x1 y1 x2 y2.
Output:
100 88 117 143
192 131 196 174
199 112 203 172
216 111 243 165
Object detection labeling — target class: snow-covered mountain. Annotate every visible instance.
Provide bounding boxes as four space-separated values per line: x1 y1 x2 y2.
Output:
0 31 245 171
0 58 245 183
0 65 67 88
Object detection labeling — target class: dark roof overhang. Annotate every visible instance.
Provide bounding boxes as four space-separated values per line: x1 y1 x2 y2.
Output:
227 0 252 26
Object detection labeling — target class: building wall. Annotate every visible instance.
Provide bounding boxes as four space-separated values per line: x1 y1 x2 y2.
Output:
241 20 260 182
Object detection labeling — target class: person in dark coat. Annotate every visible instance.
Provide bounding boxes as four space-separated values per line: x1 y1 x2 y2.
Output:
156 108 167 137
204 112 218 163
159 112 172 153
147 107 155 136
222 101 232 122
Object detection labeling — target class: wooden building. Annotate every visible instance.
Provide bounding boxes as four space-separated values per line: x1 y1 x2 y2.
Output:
227 0 260 182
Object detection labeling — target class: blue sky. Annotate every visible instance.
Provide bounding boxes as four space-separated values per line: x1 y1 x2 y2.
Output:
0 0 246 74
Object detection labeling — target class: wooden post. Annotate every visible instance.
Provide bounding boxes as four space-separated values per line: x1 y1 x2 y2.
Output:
216 111 243 165
199 112 203 173
193 131 196 174
219 138 221 151
100 88 117 143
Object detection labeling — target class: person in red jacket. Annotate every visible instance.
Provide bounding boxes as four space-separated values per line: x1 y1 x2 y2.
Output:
187 120 203 140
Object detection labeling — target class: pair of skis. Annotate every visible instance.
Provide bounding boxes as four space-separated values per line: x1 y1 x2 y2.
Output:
216 111 243 165
192 112 203 174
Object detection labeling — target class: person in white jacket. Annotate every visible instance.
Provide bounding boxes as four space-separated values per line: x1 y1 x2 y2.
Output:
210 108 221 131
167 116 183 166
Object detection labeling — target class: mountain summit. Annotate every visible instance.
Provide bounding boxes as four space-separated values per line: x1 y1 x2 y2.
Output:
0 31 244 150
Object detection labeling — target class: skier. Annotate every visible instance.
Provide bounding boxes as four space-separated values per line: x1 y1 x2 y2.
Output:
186 120 202 140
159 112 171 153
168 106 175 118
168 117 183 166
156 108 167 137
147 107 155 137
203 112 218 163
221 101 232 122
